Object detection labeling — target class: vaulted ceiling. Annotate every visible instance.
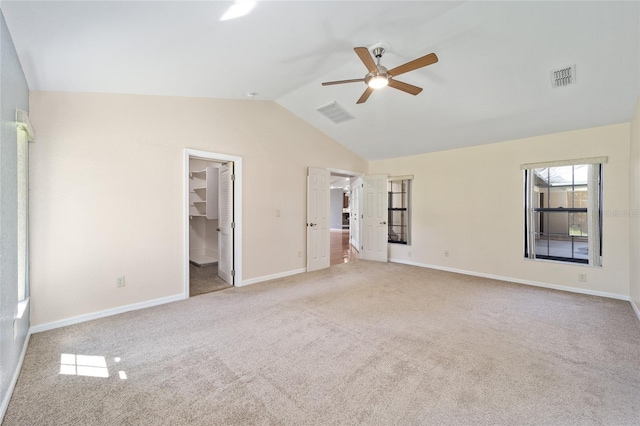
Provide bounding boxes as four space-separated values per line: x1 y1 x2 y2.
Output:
2 1 638 160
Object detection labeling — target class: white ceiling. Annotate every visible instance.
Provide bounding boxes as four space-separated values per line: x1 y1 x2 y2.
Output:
2 1 639 161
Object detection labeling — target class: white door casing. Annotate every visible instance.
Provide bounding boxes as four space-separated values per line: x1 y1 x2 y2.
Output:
184 149 242 296
307 167 330 272
361 174 388 262
218 162 234 284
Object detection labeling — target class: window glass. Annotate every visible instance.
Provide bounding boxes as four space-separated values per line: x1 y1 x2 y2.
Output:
525 164 601 265
388 179 411 245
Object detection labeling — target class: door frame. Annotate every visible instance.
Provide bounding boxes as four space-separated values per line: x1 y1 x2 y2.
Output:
183 149 243 297
327 167 365 253
304 166 365 270
350 176 363 251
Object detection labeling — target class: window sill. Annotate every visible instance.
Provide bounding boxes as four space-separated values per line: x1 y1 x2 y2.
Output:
17 298 29 319
524 257 602 268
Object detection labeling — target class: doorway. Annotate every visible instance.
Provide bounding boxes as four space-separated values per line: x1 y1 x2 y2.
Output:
307 168 387 273
184 149 243 298
329 172 360 266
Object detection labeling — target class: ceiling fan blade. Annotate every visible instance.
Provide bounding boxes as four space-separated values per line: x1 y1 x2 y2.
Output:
356 87 374 104
322 78 365 86
388 79 423 95
354 47 377 73
388 53 438 77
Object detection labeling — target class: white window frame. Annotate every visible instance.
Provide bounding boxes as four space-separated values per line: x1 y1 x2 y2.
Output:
388 176 412 245
16 110 35 309
522 157 606 266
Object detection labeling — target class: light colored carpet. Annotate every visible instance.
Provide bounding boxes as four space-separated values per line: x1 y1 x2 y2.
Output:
4 261 640 425
189 263 232 297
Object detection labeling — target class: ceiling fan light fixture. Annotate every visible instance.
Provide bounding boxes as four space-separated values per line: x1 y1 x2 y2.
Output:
367 75 388 89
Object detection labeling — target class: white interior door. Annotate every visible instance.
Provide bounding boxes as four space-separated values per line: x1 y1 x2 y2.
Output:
361 174 388 262
307 167 330 272
218 162 234 284
350 177 362 251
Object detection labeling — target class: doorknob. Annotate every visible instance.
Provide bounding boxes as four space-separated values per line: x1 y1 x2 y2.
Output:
380 221 387 225
308 223 317 227
216 228 220 231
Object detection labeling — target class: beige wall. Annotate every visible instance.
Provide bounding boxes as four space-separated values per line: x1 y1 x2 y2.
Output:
28 91 367 326
630 97 640 313
371 123 631 297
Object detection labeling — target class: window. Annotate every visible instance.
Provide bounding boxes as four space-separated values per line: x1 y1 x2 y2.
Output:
523 158 605 266
388 177 411 245
17 128 29 301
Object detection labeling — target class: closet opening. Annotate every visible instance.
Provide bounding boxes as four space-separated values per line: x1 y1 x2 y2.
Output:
184 149 243 298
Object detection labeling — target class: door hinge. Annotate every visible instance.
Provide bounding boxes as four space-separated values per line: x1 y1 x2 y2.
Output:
231 222 236 229
361 246 364 250
231 270 235 277
231 174 236 181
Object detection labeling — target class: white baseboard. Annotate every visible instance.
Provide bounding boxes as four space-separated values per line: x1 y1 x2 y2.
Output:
1 331 30 423
30 293 185 334
389 258 629 301
631 299 640 322
240 268 306 287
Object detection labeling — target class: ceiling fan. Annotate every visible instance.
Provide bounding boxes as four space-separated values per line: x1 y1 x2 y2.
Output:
322 46 438 104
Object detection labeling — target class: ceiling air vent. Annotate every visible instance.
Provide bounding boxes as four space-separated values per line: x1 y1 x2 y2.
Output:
315 101 354 124
551 65 576 88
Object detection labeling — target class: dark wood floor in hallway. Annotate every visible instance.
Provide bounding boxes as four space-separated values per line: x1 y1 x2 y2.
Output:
330 230 359 266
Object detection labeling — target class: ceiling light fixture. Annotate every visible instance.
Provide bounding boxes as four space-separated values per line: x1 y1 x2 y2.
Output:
220 1 256 21
367 75 388 89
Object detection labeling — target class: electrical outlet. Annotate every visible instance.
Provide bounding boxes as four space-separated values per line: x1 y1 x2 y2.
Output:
444 250 450 257
298 251 301 258
578 273 587 282
13 320 17 340
117 276 126 288
408 250 412 258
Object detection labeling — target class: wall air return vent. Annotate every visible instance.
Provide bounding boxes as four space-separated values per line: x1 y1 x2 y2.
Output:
551 65 576 88
315 101 354 124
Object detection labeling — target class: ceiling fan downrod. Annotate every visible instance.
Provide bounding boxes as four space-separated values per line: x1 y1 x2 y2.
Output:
366 47 389 89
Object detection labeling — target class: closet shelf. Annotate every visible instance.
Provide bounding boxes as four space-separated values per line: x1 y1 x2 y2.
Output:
188 165 219 220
